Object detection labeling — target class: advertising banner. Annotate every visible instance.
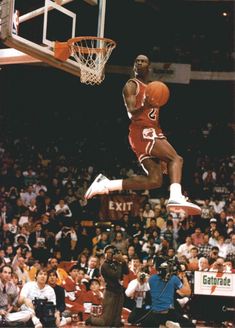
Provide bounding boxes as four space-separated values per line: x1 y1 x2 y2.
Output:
194 271 235 297
149 62 191 84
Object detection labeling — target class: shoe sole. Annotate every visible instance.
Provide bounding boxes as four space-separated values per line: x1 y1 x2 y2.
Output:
166 203 201 216
166 321 180 328
84 173 103 199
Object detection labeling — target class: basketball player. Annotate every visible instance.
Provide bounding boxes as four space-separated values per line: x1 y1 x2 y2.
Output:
85 54 201 216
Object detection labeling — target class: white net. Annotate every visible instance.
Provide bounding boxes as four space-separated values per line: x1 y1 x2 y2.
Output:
68 37 116 85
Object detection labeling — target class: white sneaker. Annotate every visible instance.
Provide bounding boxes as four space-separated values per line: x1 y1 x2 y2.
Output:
165 320 181 328
177 297 189 307
59 317 72 326
32 316 43 328
84 174 110 199
166 196 201 216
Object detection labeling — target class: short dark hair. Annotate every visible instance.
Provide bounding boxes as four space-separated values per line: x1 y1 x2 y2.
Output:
0 264 13 274
89 278 100 287
47 269 58 278
35 268 48 278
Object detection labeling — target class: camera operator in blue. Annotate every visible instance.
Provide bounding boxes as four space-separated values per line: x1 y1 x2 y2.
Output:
141 261 195 328
85 244 129 327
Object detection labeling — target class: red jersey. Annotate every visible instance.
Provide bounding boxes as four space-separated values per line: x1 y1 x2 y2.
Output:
123 78 163 135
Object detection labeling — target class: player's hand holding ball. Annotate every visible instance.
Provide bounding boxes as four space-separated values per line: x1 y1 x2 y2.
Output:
145 81 170 108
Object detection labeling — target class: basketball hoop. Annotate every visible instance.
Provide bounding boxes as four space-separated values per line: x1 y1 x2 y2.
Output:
67 36 116 85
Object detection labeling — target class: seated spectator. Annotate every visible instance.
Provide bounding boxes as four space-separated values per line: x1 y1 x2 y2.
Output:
142 235 160 258
210 198 225 215
209 257 227 272
85 256 100 280
111 231 128 254
217 235 228 259
162 219 175 248
191 227 204 246
93 231 110 257
28 222 48 264
225 218 235 238
177 236 194 260
207 246 220 266
198 233 212 258
14 226 30 247
201 198 214 231
145 218 160 237
91 227 102 248
226 233 235 263
207 218 218 236
14 235 31 257
55 199 72 226
62 265 86 318
47 269 72 326
209 229 220 247
8 217 19 235
28 198 38 219
0 265 32 326
21 186 37 207
77 252 89 270
153 206 166 231
83 279 104 321
55 226 77 261
198 257 209 271
143 203 155 228
0 223 14 246
12 250 30 285
127 245 137 261
187 247 199 271
129 236 143 259
18 267 58 328
3 245 14 264
123 256 142 289
130 222 144 239
47 258 68 285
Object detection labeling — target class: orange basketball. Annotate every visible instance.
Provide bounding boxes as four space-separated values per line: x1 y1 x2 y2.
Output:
145 81 170 107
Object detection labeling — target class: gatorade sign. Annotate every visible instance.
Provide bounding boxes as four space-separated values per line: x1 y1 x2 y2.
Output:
194 271 235 297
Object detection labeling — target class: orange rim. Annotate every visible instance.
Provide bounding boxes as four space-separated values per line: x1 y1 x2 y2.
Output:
67 36 116 55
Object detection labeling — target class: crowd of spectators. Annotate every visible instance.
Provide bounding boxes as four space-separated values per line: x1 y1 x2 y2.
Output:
0 116 234 327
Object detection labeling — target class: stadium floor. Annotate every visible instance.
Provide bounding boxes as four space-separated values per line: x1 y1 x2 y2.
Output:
65 321 227 327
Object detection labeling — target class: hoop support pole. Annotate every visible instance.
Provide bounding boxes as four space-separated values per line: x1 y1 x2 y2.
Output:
97 0 106 38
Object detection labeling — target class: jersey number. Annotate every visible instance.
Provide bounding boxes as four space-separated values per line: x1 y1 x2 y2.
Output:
148 109 157 120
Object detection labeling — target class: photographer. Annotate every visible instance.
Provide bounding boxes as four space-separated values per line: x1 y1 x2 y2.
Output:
141 260 195 328
18 268 59 328
125 271 151 325
85 244 129 327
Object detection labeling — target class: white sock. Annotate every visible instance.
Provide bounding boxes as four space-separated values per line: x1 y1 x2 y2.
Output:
106 179 123 191
169 183 182 200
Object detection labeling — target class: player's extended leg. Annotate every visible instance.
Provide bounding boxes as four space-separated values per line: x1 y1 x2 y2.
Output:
84 158 162 200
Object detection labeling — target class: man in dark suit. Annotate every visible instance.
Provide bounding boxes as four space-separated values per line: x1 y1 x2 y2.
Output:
28 222 48 264
85 256 100 280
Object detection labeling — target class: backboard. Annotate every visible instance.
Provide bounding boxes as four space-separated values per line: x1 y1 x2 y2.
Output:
0 0 110 79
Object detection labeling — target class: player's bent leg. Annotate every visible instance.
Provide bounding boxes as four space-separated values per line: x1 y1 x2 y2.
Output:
151 139 201 216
